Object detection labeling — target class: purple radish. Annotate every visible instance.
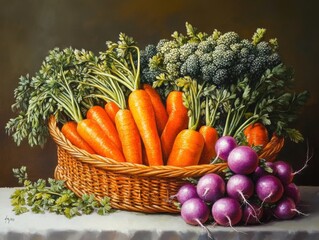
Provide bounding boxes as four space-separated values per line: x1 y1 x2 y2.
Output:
284 183 301 204
273 160 293 184
196 173 225 203
227 146 259 175
181 198 210 226
242 202 264 225
174 183 199 205
181 197 213 239
212 197 242 227
256 175 284 204
273 197 297 220
226 174 254 202
214 136 237 161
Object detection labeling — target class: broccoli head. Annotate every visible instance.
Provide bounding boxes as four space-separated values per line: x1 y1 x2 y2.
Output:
140 22 283 92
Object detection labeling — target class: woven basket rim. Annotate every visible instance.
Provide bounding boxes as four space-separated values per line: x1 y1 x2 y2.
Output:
48 116 228 178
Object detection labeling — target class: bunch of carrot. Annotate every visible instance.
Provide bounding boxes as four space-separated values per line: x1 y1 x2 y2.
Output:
60 83 168 166
60 72 213 167
61 80 269 167
59 82 199 166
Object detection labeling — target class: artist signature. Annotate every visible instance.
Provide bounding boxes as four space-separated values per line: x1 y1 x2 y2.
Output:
4 216 15 224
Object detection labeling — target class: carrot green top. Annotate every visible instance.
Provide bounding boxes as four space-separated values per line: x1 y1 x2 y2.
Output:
176 77 203 131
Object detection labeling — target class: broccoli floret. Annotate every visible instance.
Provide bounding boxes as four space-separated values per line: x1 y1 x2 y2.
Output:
142 44 157 59
140 44 157 68
140 44 163 86
239 40 255 56
158 40 179 54
166 62 181 78
141 68 161 85
163 48 180 65
198 53 213 68
256 41 272 56
196 39 216 54
179 42 198 61
156 39 169 52
180 54 200 78
212 49 236 68
232 63 246 77
214 43 228 52
214 68 229 85
216 32 240 46
248 40 282 81
249 55 268 77
202 63 217 82
268 52 281 67
236 43 256 70
257 41 281 70
239 47 252 61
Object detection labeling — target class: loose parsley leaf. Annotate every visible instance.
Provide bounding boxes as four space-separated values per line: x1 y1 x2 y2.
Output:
10 166 113 218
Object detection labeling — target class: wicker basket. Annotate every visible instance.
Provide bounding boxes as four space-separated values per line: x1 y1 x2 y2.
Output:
48 116 284 213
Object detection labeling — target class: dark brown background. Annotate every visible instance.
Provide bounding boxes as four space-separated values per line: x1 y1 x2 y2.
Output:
1 0 318 186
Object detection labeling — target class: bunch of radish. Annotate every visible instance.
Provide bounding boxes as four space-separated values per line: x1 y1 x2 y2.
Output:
176 136 304 228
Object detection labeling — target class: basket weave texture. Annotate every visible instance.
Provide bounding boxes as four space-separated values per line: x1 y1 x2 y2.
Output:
48 116 284 213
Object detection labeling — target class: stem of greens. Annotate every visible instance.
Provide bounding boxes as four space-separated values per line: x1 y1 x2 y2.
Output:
233 115 259 138
93 68 134 92
132 46 141 90
50 69 83 122
222 108 232 136
186 79 202 130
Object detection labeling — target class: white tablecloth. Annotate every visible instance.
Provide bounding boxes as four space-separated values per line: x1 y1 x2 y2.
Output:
1 186 319 240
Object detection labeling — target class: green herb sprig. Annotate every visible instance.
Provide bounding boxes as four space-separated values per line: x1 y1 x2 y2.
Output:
11 166 113 218
5 47 98 147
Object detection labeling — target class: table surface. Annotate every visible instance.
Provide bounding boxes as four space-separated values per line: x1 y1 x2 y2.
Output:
1 186 319 240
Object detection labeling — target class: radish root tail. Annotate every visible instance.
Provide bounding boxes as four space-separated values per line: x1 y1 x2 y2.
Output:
293 140 313 176
195 218 214 240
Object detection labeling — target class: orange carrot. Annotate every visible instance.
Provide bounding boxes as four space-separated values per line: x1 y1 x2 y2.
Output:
243 122 269 148
141 142 149 166
61 121 96 154
77 119 125 162
166 78 205 167
128 89 163 166
115 109 142 164
86 105 122 151
198 125 219 164
161 91 188 163
167 129 205 167
105 101 120 124
166 90 184 115
197 96 219 165
142 83 168 135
